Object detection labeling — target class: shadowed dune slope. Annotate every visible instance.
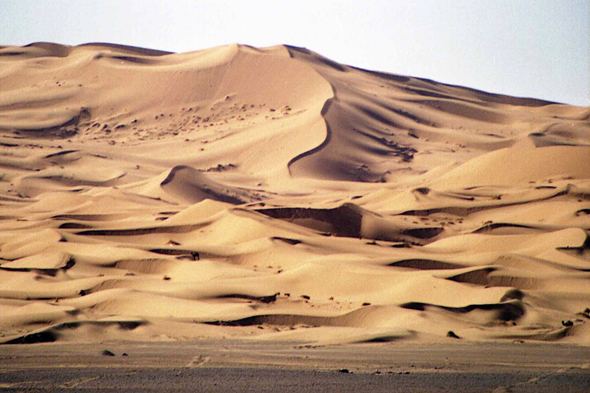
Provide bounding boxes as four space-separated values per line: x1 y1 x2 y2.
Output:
1 42 589 346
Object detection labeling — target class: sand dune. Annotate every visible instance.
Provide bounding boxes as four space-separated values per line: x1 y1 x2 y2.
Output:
0 42 589 345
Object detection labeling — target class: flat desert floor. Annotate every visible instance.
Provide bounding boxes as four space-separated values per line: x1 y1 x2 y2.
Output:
1 340 590 392
0 41 589 389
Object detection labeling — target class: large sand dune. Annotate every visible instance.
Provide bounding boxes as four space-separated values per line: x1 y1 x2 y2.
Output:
1 42 589 345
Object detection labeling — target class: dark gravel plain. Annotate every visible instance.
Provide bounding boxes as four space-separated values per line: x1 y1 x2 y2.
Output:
1 340 589 392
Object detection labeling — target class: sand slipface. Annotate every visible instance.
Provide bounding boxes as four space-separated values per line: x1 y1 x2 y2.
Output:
0 42 589 346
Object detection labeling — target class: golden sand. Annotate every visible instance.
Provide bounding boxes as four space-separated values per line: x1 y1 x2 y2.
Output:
1 43 589 345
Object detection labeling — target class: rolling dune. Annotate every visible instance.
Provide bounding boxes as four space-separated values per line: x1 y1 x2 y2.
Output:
1 42 589 345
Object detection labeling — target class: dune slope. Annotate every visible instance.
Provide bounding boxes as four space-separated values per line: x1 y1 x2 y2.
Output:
1 42 589 345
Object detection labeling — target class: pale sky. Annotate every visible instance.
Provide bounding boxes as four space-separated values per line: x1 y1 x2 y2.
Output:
1 0 588 106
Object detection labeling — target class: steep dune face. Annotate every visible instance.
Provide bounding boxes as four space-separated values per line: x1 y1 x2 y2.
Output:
286 46 589 184
1 43 589 345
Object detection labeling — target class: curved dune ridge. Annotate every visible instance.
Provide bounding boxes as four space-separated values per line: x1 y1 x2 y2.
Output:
1 42 589 345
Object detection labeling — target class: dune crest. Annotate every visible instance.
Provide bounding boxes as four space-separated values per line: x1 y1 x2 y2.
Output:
1 42 589 345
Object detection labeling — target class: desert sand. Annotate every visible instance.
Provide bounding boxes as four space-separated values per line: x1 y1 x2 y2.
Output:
0 42 589 348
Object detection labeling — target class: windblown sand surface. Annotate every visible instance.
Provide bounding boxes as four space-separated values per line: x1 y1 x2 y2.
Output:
0 42 589 346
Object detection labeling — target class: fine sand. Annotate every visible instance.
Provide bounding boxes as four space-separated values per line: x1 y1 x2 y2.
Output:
0 42 589 348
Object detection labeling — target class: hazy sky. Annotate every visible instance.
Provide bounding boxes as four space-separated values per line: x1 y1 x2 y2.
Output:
1 0 588 106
